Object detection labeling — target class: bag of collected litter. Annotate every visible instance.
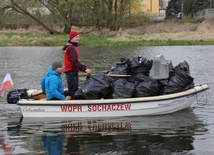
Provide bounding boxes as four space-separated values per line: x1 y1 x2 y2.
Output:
161 61 194 94
108 58 130 75
128 55 153 73
74 72 111 99
112 78 135 99
128 72 150 82
135 79 160 97
107 58 131 85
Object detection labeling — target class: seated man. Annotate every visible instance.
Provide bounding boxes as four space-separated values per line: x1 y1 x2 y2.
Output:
41 61 71 100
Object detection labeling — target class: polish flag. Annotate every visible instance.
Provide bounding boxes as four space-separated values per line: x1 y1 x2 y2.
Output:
0 73 13 97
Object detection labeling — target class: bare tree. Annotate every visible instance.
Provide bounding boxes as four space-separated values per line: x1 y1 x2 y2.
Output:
80 0 137 30
42 0 76 34
1 0 147 33
1 0 77 34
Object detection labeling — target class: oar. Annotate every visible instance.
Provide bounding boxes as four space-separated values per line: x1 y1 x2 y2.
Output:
78 73 131 77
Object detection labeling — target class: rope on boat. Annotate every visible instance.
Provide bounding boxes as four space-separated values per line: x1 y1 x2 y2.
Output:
194 84 208 106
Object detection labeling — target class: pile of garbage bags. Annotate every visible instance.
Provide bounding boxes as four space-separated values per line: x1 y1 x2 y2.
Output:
74 55 194 99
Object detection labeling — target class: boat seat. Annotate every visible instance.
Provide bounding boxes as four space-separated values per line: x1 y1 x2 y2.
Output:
149 55 171 80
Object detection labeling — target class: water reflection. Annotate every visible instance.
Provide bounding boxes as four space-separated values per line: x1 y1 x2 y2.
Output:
8 109 204 155
42 131 65 155
0 134 13 155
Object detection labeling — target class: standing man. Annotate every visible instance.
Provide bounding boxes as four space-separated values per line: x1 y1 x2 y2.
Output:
63 30 91 97
41 61 71 100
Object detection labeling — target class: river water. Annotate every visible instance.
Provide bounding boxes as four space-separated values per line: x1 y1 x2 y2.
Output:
0 46 213 155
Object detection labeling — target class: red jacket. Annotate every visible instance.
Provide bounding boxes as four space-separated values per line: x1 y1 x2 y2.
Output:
63 44 87 73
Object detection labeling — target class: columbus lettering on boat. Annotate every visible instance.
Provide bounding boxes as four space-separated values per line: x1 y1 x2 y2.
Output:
88 104 131 112
23 107 45 112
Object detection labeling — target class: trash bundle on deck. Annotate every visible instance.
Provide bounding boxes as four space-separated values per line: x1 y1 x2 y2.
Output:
74 55 194 99
75 72 111 99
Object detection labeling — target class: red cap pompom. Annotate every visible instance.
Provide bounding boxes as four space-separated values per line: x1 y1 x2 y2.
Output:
69 30 79 40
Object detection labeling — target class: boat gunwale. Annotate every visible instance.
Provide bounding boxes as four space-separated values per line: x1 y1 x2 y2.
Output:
17 84 209 106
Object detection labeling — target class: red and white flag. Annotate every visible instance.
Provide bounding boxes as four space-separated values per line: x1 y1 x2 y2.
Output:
0 73 13 97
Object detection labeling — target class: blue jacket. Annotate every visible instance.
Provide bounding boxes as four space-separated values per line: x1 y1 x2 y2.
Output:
42 131 65 155
41 68 65 100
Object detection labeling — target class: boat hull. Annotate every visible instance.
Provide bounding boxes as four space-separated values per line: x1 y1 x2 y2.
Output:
17 84 209 118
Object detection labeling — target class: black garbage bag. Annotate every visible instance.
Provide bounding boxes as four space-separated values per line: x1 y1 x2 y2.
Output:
128 55 153 73
108 58 130 75
135 79 160 97
128 72 150 82
112 78 135 99
107 58 131 85
74 72 111 99
161 61 194 94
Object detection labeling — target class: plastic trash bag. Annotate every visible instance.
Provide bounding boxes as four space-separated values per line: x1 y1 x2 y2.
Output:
135 79 160 97
128 72 150 82
74 72 111 99
128 55 153 73
112 78 135 99
108 58 130 75
161 61 194 94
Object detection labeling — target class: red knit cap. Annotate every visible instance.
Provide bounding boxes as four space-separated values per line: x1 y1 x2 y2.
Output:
69 30 79 40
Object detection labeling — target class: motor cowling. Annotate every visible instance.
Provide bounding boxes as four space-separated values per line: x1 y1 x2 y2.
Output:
7 88 29 104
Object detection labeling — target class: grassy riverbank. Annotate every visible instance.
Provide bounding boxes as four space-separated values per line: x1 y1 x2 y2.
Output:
1 31 214 47
1 19 214 47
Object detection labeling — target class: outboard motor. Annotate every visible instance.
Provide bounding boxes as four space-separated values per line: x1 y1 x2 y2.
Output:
7 88 29 104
